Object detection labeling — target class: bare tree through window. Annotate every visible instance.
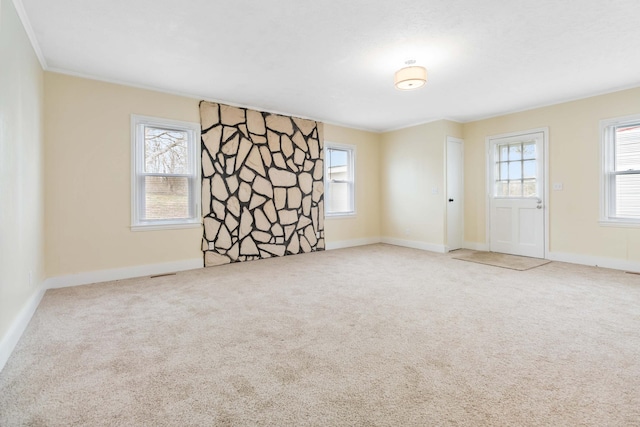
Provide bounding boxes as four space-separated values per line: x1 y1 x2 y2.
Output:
144 127 188 174
143 127 190 220
131 115 200 229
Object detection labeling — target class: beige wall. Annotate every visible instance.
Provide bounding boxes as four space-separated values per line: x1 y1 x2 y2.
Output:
0 0 45 343
463 87 640 263
37 71 640 280
4 0 638 372
44 73 203 277
32 46 640 282
380 120 462 249
44 75 384 276
323 124 381 245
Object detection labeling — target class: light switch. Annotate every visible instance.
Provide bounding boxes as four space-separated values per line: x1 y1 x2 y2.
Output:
553 182 563 191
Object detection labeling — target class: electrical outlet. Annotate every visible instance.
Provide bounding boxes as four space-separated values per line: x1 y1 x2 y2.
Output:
553 182 563 191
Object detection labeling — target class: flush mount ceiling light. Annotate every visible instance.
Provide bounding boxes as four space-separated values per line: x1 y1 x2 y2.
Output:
394 60 427 90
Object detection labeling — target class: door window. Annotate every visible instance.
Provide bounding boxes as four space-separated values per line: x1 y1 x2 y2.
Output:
494 141 537 197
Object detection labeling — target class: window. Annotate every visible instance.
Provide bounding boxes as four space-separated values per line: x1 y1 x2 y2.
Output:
494 140 538 198
601 114 640 225
131 115 201 230
324 142 355 216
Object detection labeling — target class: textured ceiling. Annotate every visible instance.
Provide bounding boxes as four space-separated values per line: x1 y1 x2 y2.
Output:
19 0 640 132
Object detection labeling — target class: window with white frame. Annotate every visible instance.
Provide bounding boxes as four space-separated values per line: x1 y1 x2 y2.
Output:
324 142 355 216
600 114 640 225
494 140 538 198
131 115 201 230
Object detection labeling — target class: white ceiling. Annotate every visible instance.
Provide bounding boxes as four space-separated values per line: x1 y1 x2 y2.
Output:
19 0 640 132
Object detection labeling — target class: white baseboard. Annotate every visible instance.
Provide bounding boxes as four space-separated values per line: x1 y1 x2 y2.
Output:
0 283 46 372
45 258 204 289
325 237 382 250
2 248 639 374
463 241 490 251
381 237 447 254
1 258 203 373
547 251 640 273
458 244 640 272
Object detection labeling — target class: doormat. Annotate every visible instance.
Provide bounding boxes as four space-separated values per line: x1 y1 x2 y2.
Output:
453 251 551 271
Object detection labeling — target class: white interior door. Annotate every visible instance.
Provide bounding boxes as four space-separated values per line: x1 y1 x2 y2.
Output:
447 137 464 251
488 131 545 258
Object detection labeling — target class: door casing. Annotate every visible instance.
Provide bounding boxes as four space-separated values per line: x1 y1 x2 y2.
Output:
446 137 464 251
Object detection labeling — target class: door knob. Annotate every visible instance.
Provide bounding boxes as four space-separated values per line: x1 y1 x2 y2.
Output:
448 198 454 202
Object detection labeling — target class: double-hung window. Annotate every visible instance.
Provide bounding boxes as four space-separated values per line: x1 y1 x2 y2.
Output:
131 115 201 230
600 114 640 225
324 142 355 216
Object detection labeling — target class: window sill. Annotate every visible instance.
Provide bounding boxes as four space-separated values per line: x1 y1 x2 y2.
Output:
325 212 357 219
598 219 640 228
131 221 202 232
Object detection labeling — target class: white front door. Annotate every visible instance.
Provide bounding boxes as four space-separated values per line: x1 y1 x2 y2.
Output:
447 137 464 251
488 131 545 258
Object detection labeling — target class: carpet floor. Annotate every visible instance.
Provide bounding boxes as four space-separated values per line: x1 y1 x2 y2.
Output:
1 244 639 426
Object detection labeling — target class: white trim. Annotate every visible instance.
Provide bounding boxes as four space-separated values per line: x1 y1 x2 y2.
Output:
130 115 201 230
325 212 357 219
3 248 638 374
358 85 640 132
11 0 47 68
381 237 447 254
324 141 357 216
485 127 550 258
446 136 464 251
382 117 449 133
542 128 550 259
131 222 202 232
451 84 640 125
325 237 381 250
547 251 640 273
44 67 349 130
463 241 490 251
1 258 203 372
598 220 640 228
599 113 640 225
44 258 204 289
0 283 46 372
36 69 640 134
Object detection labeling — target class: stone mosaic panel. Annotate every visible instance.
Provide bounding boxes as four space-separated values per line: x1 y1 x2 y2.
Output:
200 101 325 266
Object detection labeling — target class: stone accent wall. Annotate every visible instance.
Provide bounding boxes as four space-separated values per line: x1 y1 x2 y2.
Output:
200 101 325 266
